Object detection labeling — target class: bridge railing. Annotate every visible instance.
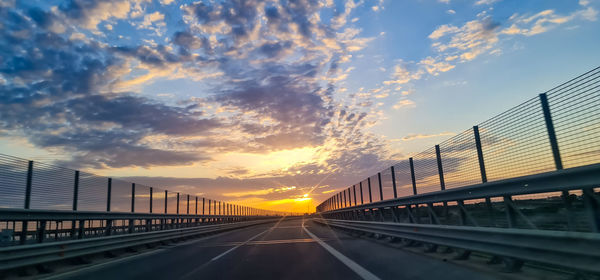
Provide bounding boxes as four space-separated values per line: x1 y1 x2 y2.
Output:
314 66 600 273
0 153 294 246
317 66 600 233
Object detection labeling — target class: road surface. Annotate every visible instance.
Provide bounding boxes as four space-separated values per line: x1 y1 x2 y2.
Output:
51 217 502 280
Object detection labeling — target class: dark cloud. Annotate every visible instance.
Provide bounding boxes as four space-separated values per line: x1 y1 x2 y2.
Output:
0 5 219 168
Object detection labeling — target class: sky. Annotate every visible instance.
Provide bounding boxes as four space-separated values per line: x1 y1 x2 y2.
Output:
0 0 599 213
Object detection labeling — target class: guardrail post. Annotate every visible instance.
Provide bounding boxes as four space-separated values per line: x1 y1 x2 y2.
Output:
583 188 600 232
368 177 373 203
409 157 417 195
504 196 517 228
378 172 383 201
391 166 398 198
37 220 46 243
131 183 135 212
73 171 79 211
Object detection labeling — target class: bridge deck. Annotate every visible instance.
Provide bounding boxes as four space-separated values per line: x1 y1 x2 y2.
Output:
52 217 500 280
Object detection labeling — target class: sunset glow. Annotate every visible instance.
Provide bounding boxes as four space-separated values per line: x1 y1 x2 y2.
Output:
1 0 599 213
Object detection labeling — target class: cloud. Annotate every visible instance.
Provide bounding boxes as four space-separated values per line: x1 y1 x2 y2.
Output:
474 0 500 5
401 132 456 141
392 99 416 110
0 0 388 176
59 0 132 30
502 8 597 36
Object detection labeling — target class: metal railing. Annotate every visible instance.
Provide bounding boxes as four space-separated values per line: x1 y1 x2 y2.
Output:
314 67 600 272
0 153 296 246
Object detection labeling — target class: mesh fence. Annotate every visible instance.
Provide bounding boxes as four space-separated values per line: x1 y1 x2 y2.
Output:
438 128 482 189
29 162 75 210
111 179 131 212
478 97 555 181
392 160 413 197
0 156 282 214
0 155 29 209
412 147 441 194
547 66 600 169
78 172 108 211
134 184 151 213
318 66 600 213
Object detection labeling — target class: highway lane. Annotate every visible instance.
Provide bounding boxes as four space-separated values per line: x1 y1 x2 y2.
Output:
52 217 502 280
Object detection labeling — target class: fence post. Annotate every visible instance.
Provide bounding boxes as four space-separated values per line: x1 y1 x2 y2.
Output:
187 194 190 214
360 182 364 204
164 190 168 214
473 126 487 183
208 199 211 215
21 161 34 244
368 178 373 203
378 172 383 201
409 157 417 195
343 191 347 207
106 180 113 235
176 193 180 214
540 93 578 230
24 161 33 209
131 183 135 213
107 178 112 212
353 185 357 205
202 198 205 215
73 171 79 211
539 93 563 170
149 187 153 213
391 166 398 198
195 197 198 215
435 145 446 191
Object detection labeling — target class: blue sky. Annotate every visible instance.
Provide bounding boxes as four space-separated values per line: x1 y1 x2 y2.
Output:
0 0 598 211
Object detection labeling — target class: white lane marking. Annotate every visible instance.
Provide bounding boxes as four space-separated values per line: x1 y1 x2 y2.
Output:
210 230 267 261
180 217 287 279
211 216 286 261
303 224 381 280
41 226 245 280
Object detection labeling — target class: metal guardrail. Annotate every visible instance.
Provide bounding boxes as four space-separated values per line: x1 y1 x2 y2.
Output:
0 218 278 271
313 67 600 273
0 208 278 247
0 152 300 245
314 218 600 273
326 162 600 209
317 66 600 225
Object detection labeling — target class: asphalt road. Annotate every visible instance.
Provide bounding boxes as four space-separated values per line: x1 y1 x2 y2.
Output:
50 217 502 280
